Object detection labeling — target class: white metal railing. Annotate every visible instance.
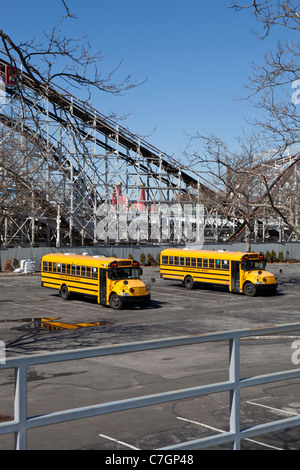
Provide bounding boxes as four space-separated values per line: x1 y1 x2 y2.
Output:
1 323 300 450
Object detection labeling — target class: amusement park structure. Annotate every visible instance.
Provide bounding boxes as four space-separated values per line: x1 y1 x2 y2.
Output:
0 52 299 248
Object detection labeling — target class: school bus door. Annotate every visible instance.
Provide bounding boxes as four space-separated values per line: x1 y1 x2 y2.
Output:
99 268 107 305
231 261 240 293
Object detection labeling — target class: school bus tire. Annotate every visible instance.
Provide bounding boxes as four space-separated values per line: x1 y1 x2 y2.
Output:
60 284 70 300
243 282 256 297
184 276 194 289
109 293 123 310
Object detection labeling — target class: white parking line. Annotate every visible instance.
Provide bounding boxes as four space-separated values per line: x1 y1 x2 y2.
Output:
177 416 222 434
247 401 300 416
99 434 140 450
2 301 61 316
177 416 283 450
26 295 102 311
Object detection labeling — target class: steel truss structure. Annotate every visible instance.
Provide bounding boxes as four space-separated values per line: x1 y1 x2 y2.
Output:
226 151 300 243
0 52 299 248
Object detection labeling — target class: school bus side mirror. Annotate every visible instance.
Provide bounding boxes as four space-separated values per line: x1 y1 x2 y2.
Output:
140 268 143 276
151 278 155 283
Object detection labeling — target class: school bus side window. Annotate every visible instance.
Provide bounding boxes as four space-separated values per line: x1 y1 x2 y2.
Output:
216 260 221 269
209 259 214 269
49 262 52 272
174 256 179 265
162 256 168 265
62 264 66 274
192 258 196 267
92 268 98 279
203 259 208 268
67 264 71 275
57 263 61 273
86 266 91 277
169 256 174 265
43 261 47 271
197 258 202 268
222 260 229 270
76 265 81 276
180 257 185 266
186 257 191 267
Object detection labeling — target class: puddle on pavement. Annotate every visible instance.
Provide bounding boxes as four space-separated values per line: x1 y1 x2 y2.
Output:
36 318 110 331
0 317 110 331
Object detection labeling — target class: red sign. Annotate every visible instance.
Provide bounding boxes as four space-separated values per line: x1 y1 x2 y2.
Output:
5 66 17 86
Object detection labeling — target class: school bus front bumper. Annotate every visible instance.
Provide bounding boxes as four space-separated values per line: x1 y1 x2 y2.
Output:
119 292 151 302
255 281 277 292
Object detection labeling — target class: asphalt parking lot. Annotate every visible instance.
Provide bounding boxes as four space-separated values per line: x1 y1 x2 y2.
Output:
0 263 300 450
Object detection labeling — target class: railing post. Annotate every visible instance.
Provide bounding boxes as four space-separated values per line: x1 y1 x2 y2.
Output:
0 324 299 450
229 335 241 450
14 365 27 450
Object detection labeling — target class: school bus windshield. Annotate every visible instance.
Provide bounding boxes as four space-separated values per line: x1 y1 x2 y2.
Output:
241 260 266 271
108 267 141 280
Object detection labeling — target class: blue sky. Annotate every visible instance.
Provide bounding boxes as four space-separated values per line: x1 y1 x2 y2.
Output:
1 0 291 160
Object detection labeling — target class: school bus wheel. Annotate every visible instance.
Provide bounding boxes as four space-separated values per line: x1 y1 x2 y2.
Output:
243 282 256 297
60 284 70 300
109 293 123 310
184 276 194 289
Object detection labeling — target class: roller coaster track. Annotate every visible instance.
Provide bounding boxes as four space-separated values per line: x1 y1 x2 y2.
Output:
0 53 220 244
0 51 299 245
0 55 216 196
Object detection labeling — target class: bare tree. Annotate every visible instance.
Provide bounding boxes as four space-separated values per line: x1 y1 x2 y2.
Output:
184 131 300 250
0 1 142 266
230 1 300 37
228 1 300 147
0 20 139 105
181 1 300 250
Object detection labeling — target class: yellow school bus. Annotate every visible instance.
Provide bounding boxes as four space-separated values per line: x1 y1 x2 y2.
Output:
160 249 277 296
41 253 152 309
